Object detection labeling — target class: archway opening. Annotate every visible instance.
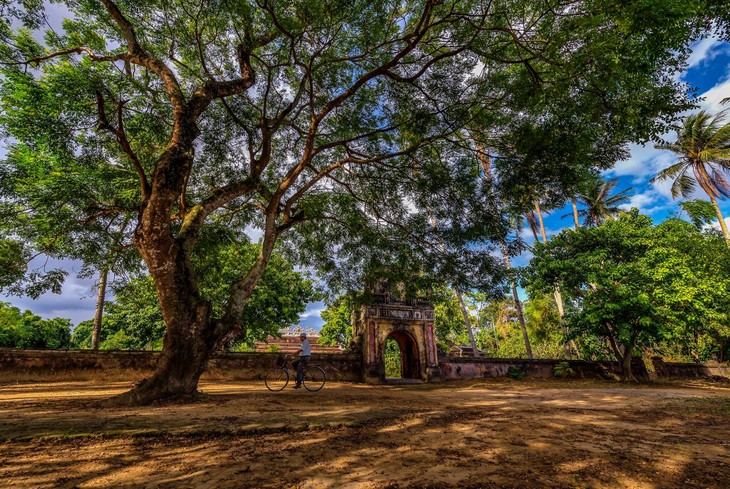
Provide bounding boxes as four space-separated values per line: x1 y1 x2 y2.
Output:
385 330 420 380
384 337 401 379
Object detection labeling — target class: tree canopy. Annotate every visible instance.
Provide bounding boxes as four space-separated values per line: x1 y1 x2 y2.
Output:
526 211 730 379
0 0 714 403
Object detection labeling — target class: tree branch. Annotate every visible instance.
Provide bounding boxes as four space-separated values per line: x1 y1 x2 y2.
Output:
95 91 151 199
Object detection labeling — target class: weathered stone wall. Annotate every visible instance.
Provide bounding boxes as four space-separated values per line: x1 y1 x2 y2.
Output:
651 357 730 379
439 356 650 381
0 349 362 383
1 349 727 383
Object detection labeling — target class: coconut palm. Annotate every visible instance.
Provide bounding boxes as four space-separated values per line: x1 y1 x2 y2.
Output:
576 177 633 227
651 109 730 243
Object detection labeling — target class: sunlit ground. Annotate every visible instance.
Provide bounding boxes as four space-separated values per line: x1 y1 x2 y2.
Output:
1 378 728 488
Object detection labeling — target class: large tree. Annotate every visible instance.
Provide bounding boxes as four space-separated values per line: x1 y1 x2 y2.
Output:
527 210 730 380
0 0 704 403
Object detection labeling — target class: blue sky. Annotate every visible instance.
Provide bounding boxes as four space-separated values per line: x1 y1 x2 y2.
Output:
511 38 730 267
1 34 729 330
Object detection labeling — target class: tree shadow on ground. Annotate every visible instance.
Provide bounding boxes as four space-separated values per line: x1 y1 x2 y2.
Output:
0 380 728 488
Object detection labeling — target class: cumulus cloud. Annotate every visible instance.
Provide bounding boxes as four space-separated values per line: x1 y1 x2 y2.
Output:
698 75 730 113
604 144 677 183
684 38 725 72
619 187 674 215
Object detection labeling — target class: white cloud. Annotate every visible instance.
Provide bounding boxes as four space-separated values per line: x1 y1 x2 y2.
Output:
698 75 730 114
604 144 677 183
684 38 724 71
619 187 674 215
298 308 324 320
705 216 730 234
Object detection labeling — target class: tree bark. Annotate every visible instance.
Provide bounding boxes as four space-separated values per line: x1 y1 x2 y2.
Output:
620 337 638 382
90 267 108 350
456 292 480 357
606 324 638 382
534 200 548 244
571 198 580 229
108 232 217 405
709 194 730 246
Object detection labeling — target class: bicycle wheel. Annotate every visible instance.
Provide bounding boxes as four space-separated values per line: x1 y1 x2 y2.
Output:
264 368 289 392
303 366 326 392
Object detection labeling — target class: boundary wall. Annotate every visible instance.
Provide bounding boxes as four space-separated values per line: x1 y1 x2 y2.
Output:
0 349 727 383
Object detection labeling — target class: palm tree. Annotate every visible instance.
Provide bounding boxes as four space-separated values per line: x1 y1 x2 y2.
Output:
651 109 730 244
576 177 633 227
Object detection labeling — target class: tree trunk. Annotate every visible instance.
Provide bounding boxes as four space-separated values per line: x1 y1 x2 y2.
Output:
456 292 480 357
106 254 217 405
90 267 108 350
606 324 638 382
108 201 278 405
501 243 532 359
709 194 730 246
534 200 548 244
620 342 638 382
571 198 580 229
111 311 215 405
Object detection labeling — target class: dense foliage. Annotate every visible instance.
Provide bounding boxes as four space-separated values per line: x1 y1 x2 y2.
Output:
526 211 730 379
72 242 316 350
318 294 354 348
0 302 71 349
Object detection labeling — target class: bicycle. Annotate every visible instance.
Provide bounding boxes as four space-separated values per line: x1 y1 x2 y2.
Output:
264 354 326 392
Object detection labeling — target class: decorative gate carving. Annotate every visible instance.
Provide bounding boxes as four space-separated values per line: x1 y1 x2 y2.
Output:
352 282 441 383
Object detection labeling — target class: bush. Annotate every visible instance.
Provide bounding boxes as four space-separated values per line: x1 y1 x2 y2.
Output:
507 366 524 380
552 361 574 378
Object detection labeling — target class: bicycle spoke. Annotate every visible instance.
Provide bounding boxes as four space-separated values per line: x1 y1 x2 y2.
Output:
265 368 289 392
303 366 326 392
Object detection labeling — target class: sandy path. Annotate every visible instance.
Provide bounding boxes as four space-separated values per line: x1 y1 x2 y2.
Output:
0 379 728 488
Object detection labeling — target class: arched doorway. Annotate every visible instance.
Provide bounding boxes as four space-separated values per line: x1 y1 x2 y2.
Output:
385 330 420 380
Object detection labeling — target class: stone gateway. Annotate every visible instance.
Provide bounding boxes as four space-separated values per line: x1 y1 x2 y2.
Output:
352 283 440 383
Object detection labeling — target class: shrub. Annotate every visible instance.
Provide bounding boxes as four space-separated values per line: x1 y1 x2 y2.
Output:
507 366 524 380
552 361 575 378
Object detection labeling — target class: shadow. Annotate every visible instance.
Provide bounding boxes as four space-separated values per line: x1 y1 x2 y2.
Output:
0 379 728 488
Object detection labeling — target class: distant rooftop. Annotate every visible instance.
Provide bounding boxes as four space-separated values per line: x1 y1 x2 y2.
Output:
279 325 320 337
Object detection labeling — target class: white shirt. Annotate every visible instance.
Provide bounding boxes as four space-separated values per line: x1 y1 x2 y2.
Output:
300 339 311 356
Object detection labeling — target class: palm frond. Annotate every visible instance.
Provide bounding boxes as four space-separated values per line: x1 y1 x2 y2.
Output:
708 169 730 199
604 187 633 207
651 161 690 183
671 172 696 199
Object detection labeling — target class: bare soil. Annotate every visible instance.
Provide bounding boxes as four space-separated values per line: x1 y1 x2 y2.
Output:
0 378 728 488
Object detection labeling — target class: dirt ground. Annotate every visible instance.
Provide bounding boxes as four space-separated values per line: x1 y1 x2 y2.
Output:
0 378 729 488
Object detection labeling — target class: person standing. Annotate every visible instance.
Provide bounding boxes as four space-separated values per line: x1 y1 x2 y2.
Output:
292 333 311 389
